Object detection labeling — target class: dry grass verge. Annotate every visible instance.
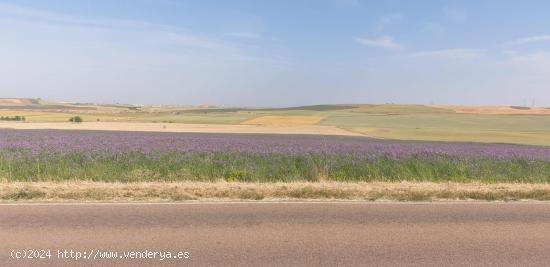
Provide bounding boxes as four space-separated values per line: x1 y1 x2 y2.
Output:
2 182 550 202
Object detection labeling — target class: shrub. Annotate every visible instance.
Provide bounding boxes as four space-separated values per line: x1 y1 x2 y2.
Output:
69 116 83 123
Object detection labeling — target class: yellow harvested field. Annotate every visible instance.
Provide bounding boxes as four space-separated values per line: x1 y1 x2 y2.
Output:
0 121 361 136
432 105 550 115
242 116 325 126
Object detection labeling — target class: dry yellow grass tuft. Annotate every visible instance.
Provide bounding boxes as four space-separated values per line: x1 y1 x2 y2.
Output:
242 116 325 126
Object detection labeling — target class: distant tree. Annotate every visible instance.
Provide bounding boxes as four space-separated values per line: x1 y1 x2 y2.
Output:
69 116 83 123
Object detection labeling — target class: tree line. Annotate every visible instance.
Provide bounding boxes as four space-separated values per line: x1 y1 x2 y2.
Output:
0 116 26 121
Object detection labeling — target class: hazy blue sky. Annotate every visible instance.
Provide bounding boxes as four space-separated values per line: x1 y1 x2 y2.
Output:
1 0 550 107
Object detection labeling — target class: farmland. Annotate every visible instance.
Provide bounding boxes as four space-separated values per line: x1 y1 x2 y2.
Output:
1 100 550 146
1 100 550 201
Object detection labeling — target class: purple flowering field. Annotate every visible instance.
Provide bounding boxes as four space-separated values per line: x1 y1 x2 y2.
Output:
1 129 550 182
0 129 549 161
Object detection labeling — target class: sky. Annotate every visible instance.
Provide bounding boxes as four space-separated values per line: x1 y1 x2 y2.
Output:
1 0 550 107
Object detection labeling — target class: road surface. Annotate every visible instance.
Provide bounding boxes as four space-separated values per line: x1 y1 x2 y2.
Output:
2 202 550 266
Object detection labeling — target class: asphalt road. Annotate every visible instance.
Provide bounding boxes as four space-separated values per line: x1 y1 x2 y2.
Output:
2 202 550 266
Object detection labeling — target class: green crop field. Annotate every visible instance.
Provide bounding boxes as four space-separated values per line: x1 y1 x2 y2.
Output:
320 112 550 146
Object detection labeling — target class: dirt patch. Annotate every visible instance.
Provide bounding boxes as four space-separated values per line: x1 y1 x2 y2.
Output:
242 116 325 126
434 105 550 115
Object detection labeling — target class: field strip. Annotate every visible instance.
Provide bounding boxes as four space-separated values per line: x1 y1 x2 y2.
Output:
0 122 362 136
429 105 550 115
241 116 325 126
3 182 550 202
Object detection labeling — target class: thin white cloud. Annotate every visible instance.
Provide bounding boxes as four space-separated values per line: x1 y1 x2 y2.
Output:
507 35 550 45
443 7 468 22
411 49 484 60
0 2 171 30
421 22 446 35
375 13 403 33
0 2 237 52
225 32 262 39
162 32 232 51
355 36 400 49
501 50 518 56
507 51 550 72
0 2 293 69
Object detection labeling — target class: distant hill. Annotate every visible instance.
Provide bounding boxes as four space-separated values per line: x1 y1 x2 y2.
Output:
1 98 548 115
0 98 40 105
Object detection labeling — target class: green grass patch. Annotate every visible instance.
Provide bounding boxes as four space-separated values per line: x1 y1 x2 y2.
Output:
1 151 549 183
